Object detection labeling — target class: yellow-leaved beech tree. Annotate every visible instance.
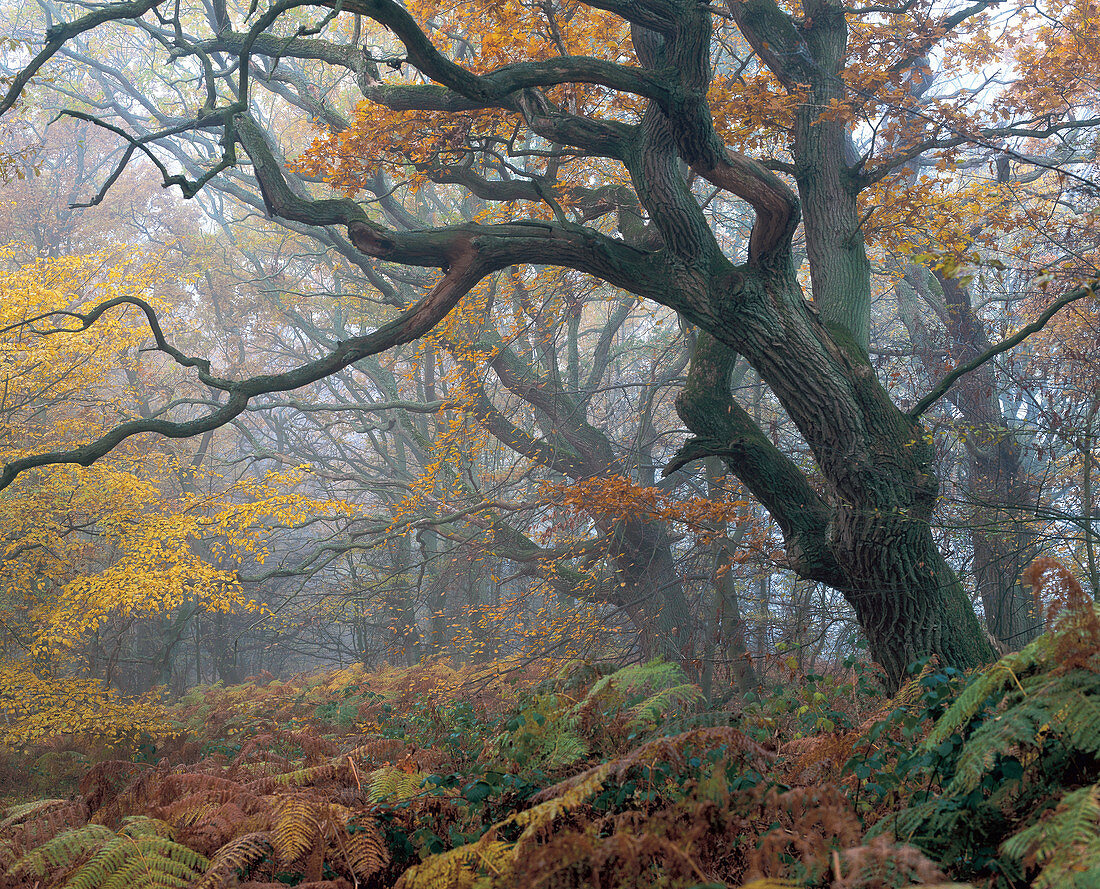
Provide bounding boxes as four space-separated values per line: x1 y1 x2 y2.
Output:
0 247 363 745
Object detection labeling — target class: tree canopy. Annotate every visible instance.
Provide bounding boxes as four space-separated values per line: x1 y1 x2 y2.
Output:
0 0 1098 695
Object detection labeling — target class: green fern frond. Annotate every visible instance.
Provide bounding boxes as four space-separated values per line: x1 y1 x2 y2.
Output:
1055 674 1100 754
1001 783 1100 889
925 639 1047 748
948 700 1045 793
7 824 115 878
118 816 174 838
65 833 208 889
540 731 588 769
99 847 205 889
627 682 703 732
367 767 424 802
580 659 686 706
492 693 589 770
948 670 1100 793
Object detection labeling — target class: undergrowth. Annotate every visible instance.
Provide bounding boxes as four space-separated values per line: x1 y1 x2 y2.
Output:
2 557 1097 888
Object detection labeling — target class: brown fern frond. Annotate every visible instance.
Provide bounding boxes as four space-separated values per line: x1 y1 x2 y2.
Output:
162 789 269 830
509 762 613 850
833 834 946 888
193 831 273 889
79 761 150 818
747 786 863 883
176 802 257 856
229 751 293 780
0 799 69 831
1023 557 1100 671
342 738 412 765
235 730 339 768
245 761 345 794
157 772 252 801
785 660 938 786
2 800 89 857
613 726 771 779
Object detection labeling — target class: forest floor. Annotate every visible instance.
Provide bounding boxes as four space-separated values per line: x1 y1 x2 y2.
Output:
1 596 1098 889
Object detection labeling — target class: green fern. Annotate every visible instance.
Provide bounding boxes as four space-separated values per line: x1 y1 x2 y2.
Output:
6 824 115 878
924 636 1050 749
626 682 703 733
1001 783 1100 889
876 585 1100 882
367 766 425 802
66 833 208 889
494 693 589 770
9 818 209 889
950 669 1100 793
579 659 687 706
117 816 175 838
576 660 700 726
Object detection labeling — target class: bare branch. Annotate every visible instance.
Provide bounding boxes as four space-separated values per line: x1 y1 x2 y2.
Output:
909 280 1099 419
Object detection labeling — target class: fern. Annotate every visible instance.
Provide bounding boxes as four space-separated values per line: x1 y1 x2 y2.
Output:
249 760 342 792
626 682 704 733
367 766 425 802
395 838 514 889
0 798 69 831
341 819 390 880
579 659 687 707
271 793 323 862
118 816 175 838
193 831 273 889
924 637 1049 749
879 560 1100 882
64 831 208 889
1000 783 1100 889
6 824 115 878
508 762 613 846
950 669 1100 793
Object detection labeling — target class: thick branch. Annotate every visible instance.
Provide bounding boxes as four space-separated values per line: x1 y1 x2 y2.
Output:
0 249 484 493
673 331 843 585
0 0 166 116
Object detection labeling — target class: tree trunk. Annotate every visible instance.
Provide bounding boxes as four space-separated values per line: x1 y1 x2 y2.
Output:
897 267 1043 648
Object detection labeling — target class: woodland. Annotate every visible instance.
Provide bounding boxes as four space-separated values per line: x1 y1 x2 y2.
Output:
0 0 1098 885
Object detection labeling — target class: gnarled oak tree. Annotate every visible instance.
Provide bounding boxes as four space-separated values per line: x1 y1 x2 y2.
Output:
2 0 1097 687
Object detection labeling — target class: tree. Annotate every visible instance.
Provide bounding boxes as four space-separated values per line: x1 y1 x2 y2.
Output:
1 0 1097 687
